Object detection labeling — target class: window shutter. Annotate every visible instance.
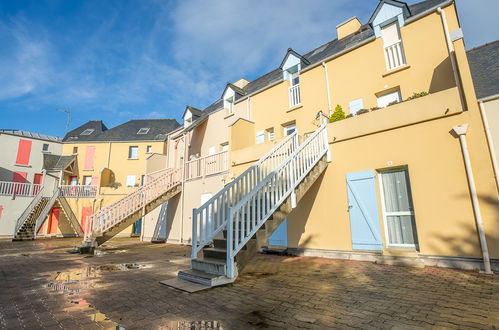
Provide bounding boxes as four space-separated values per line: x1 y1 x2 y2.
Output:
84 146 96 170
16 140 32 165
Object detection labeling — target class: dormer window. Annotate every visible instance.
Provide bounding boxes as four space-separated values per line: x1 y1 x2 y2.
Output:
80 129 94 136
223 87 236 115
281 49 307 108
184 110 192 128
137 128 150 135
382 22 406 71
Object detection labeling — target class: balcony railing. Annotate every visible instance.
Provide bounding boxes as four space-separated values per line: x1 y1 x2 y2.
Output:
185 150 228 180
384 40 406 71
59 185 98 198
289 84 301 107
0 181 42 197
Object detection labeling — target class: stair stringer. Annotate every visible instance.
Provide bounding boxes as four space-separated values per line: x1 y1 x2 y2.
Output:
12 198 49 241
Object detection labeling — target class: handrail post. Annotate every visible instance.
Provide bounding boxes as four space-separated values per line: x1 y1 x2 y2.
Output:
226 208 234 278
322 121 331 162
191 208 198 259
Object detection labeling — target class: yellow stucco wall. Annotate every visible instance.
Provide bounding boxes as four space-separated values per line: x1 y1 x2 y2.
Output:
228 3 499 260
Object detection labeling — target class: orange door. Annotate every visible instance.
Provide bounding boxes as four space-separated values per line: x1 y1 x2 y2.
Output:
33 173 43 194
80 207 93 234
48 208 60 234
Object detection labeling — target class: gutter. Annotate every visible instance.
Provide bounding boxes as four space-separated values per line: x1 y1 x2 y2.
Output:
478 99 499 191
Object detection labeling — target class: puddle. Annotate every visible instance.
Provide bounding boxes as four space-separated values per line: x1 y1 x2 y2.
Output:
95 263 151 271
165 321 223 330
94 249 129 257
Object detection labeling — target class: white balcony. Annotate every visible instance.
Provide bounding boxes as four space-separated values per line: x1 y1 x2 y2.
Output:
185 151 228 181
289 84 301 108
0 181 42 197
60 185 98 198
384 40 406 71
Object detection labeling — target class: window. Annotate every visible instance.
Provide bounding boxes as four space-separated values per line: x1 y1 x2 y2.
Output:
70 176 78 186
283 123 296 136
15 139 32 165
137 128 150 135
266 128 275 141
224 96 234 114
377 90 401 108
381 22 406 71
80 129 94 136
287 65 301 107
379 168 418 248
141 175 146 186
128 146 139 159
220 142 229 152
42 143 49 152
256 130 265 144
146 146 152 153
349 98 364 115
126 175 136 187
83 176 92 186
73 147 78 154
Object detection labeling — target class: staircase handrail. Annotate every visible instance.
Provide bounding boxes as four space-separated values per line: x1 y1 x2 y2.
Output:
13 187 45 235
225 122 328 277
34 188 61 234
85 167 182 241
191 132 299 256
58 195 83 235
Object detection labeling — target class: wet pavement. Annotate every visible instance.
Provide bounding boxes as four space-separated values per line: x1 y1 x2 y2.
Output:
0 237 498 329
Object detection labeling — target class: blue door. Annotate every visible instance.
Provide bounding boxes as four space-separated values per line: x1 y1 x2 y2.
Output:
269 219 288 247
346 170 382 250
132 218 142 234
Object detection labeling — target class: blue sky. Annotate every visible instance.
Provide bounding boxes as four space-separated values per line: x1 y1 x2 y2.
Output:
0 0 498 137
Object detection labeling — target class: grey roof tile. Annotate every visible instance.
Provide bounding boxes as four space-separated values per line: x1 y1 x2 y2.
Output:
467 40 499 99
43 154 76 170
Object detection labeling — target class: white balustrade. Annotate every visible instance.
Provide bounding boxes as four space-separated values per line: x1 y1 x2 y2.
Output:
289 84 301 107
185 151 228 180
0 181 43 197
60 185 98 198
384 40 406 71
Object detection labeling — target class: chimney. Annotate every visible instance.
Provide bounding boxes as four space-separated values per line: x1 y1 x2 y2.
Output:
233 78 250 89
336 17 362 40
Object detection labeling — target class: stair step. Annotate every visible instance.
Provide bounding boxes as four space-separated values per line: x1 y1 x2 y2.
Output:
213 238 226 249
177 269 234 287
191 258 228 276
203 247 227 260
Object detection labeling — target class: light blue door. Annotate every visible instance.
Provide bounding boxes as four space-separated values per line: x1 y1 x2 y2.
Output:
346 170 382 250
269 219 288 247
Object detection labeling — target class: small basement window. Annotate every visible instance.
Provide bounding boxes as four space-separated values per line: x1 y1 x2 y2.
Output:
137 128 150 134
80 129 94 136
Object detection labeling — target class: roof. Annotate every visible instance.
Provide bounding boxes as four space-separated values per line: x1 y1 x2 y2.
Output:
43 154 76 171
368 0 411 25
0 129 62 143
63 119 181 142
184 106 204 119
467 40 499 100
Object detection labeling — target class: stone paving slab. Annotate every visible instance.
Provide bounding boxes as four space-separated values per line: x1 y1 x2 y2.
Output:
0 237 498 329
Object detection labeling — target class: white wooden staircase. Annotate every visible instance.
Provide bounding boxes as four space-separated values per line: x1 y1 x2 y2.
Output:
83 167 182 247
178 122 330 287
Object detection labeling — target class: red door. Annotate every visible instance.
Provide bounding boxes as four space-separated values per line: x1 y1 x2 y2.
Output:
80 207 93 234
12 172 28 195
33 173 43 194
48 208 60 234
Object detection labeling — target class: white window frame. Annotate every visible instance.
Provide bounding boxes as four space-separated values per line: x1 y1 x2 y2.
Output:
283 123 296 136
224 96 234 114
266 128 275 141
83 176 92 186
381 21 406 71
349 98 364 115
256 130 265 144
137 128 150 135
126 175 136 187
80 129 94 136
378 167 418 249
220 142 229 152
128 146 139 159
377 89 401 108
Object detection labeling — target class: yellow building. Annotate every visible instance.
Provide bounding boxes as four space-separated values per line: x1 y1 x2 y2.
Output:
37 119 180 238
175 0 498 286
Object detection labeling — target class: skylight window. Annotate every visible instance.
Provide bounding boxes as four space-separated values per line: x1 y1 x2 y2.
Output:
80 129 94 136
137 128 150 134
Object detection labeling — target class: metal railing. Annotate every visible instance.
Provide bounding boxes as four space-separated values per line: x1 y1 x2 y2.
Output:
13 187 45 235
384 40 406 71
289 84 301 107
59 185 98 198
185 151 228 180
0 181 43 197
191 131 299 260
84 167 182 242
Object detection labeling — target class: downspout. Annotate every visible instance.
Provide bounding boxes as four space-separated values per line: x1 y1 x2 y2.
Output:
437 7 466 110
479 100 499 192
322 62 332 115
247 96 252 121
452 124 492 274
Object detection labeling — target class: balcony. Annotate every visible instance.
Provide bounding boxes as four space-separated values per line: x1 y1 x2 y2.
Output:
0 181 42 197
185 150 228 181
289 84 301 107
59 185 98 198
384 40 406 71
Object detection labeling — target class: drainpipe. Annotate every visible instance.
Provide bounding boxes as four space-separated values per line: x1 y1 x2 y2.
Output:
247 96 252 121
437 7 466 110
479 100 499 192
322 62 332 115
452 124 492 274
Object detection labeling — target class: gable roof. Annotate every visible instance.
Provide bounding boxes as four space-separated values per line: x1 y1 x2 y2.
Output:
221 82 247 101
467 40 499 100
43 154 76 171
63 119 180 142
279 48 311 69
0 129 62 143
183 106 204 120
368 0 411 25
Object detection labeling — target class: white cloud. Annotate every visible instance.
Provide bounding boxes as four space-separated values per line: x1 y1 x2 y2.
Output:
455 0 499 49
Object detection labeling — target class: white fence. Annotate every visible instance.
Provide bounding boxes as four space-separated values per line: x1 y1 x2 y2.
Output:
185 151 228 180
60 185 98 198
289 84 301 107
384 41 406 71
0 181 43 197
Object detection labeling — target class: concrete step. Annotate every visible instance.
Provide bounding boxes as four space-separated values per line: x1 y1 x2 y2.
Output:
203 247 227 260
191 258 228 276
177 269 234 287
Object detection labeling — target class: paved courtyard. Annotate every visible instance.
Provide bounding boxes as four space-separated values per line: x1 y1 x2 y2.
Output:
0 238 497 329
